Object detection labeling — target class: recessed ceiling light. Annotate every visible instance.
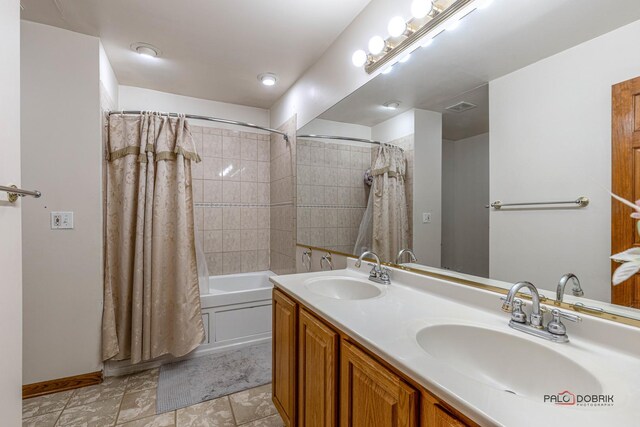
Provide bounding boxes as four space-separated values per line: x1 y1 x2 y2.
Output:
130 42 160 58
258 73 277 86
383 101 401 110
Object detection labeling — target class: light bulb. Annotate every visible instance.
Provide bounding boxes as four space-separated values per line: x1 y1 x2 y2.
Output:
352 50 368 67
368 36 386 55
411 0 433 19
381 66 394 75
399 54 411 63
387 16 407 38
422 38 433 48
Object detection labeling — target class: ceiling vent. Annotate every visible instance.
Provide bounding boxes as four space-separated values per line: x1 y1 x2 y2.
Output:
445 101 477 113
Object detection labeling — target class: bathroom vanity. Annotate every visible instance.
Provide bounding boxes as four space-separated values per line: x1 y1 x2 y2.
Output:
271 261 640 426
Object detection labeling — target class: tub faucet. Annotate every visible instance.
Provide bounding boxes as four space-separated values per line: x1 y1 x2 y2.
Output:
396 249 417 264
556 273 584 302
355 251 391 285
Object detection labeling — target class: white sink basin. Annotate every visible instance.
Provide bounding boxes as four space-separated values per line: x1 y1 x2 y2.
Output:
416 324 602 399
304 276 383 300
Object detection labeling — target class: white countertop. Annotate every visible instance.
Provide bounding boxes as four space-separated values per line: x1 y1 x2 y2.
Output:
270 260 640 427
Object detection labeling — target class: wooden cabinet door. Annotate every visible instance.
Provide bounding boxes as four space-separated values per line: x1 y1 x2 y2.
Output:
612 76 640 307
298 308 338 427
340 340 417 427
273 289 297 426
421 390 468 427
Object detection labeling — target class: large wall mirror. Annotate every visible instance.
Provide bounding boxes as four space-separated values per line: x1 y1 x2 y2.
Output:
296 0 640 322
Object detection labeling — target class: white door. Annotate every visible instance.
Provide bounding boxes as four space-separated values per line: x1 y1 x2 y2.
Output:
0 0 23 424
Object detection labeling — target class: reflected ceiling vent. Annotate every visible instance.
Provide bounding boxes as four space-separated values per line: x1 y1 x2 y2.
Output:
445 101 477 113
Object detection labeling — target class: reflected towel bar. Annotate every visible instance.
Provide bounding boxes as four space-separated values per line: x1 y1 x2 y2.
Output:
1 185 42 203
486 197 589 210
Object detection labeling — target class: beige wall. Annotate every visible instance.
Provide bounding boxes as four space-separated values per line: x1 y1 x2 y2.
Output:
0 1 23 421
441 133 489 277
413 109 443 267
270 116 297 274
490 19 640 302
21 21 104 384
191 125 271 274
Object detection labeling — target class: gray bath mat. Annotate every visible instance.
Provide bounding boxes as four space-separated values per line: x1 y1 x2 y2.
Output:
156 342 272 413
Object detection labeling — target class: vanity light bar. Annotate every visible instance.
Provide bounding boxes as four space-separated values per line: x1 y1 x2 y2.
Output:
357 0 478 75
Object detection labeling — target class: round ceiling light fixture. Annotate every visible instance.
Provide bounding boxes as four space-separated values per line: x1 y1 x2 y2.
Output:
352 50 368 67
387 16 407 38
383 101 401 110
368 36 386 55
258 73 278 86
131 42 160 58
411 0 434 19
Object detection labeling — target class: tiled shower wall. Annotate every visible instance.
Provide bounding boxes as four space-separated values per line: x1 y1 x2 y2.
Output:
191 125 271 275
296 139 371 254
270 116 297 275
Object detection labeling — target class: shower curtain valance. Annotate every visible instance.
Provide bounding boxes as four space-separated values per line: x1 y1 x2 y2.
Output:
106 112 201 163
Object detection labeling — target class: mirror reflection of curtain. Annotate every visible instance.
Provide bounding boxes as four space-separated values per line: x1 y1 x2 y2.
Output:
354 144 409 261
102 112 205 364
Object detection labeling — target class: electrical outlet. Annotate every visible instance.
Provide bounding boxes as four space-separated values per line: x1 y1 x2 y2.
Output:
422 212 432 223
51 212 74 229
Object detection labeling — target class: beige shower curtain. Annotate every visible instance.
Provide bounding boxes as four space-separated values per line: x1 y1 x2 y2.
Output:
102 112 205 364
371 144 410 262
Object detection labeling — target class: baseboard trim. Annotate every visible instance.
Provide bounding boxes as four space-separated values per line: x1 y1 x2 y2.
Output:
23 371 103 399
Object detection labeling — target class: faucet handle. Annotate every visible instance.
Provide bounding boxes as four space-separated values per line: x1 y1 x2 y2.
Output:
553 309 582 323
547 309 581 337
510 299 527 323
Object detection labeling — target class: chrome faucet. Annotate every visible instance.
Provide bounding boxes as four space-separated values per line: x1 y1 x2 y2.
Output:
395 248 417 264
501 281 581 343
355 251 391 285
502 281 544 328
556 273 584 302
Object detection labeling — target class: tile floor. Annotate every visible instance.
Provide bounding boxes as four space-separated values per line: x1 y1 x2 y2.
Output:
22 369 283 427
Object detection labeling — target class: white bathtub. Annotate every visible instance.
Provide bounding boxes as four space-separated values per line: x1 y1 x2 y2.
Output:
199 270 275 353
104 270 275 377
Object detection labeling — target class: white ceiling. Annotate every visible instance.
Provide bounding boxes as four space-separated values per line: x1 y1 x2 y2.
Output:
440 84 488 141
20 0 371 109
320 0 640 139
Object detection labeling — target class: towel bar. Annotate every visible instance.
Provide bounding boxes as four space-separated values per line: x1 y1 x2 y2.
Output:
0 185 42 203
486 196 589 210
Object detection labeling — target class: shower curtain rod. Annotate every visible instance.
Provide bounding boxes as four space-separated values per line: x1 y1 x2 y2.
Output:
297 134 381 145
108 110 289 142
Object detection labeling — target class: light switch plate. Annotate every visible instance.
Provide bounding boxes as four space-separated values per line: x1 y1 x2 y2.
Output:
51 212 74 229
422 212 432 223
